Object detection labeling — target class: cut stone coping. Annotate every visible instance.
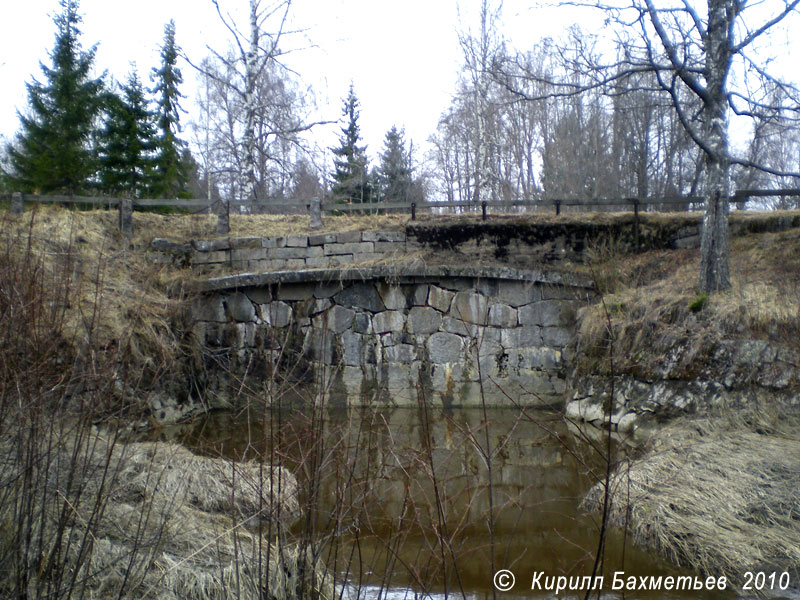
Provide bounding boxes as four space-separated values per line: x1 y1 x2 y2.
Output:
195 265 596 293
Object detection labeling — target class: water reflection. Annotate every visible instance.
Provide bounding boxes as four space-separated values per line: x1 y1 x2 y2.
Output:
183 405 734 600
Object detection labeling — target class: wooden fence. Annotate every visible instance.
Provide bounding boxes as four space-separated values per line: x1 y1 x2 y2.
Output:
3 189 799 240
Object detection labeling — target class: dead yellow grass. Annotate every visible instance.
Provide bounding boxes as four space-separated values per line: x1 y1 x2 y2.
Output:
577 227 800 372
0 431 330 600
583 409 800 590
133 211 410 241
0 206 197 393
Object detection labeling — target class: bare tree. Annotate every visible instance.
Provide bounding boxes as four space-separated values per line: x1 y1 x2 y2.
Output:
186 0 327 210
631 0 800 290
495 0 800 292
458 0 506 204
608 61 704 200
430 30 703 208
735 84 800 207
192 54 243 228
429 98 478 205
213 0 289 202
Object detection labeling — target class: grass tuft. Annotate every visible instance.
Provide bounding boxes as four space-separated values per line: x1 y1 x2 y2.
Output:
582 408 800 589
688 291 708 313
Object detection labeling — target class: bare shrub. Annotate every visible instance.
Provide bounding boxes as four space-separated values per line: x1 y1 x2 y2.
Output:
0 210 328 599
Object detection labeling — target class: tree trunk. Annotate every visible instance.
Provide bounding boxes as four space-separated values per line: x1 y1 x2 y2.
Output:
119 196 133 237
698 0 733 293
309 197 323 230
242 0 259 204
217 198 230 236
11 192 24 216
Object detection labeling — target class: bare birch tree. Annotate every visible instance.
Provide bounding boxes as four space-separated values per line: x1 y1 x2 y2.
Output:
209 0 289 203
187 1 326 207
458 0 506 204
495 0 800 292
633 0 800 291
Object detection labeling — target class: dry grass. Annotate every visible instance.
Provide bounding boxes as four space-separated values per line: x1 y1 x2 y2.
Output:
412 209 702 228
0 206 412 342
0 430 330 600
583 408 800 591
2 206 187 351
136 211 410 240
576 227 800 373
112 440 300 520
0 209 332 599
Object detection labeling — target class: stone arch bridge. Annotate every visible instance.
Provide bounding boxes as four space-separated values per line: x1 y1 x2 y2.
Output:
146 217 717 408
193 264 594 408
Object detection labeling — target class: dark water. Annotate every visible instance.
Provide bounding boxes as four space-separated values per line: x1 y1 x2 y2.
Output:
182 405 739 600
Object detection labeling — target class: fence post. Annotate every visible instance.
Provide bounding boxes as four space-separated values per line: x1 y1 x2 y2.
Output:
555 200 561 216
633 198 640 251
308 197 323 230
481 201 487 221
11 192 24 216
411 202 416 221
119 196 133 237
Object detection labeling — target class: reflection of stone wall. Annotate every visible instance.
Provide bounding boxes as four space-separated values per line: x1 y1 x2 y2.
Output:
194 267 593 408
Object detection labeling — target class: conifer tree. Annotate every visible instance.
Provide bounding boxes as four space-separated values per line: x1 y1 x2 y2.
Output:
98 71 157 197
377 125 413 202
331 85 371 203
151 20 190 198
5 0 103 194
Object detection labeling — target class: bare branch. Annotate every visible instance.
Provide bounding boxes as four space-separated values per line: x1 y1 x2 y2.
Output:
211 0 246 58
731 155 800 179
732 0 800 52
642 0 709 102
680 0 708 37
183 52 244 98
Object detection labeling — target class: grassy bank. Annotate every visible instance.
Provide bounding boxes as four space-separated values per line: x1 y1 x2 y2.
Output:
574 223 800 593
576 225 800 376
0 205 334 598
583 408 800 591
0 431 321 599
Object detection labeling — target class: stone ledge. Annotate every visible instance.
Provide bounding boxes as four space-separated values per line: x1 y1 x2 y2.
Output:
194 265 596 293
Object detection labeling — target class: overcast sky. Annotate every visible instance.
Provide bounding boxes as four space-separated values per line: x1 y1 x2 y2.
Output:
0 0 586 165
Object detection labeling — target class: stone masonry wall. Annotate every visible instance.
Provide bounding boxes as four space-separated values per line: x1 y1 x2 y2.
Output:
151 230 413 274
193 267 594 408
151 213 800 275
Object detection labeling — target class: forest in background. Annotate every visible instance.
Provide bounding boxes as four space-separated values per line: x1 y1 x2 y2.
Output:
2 0 799 213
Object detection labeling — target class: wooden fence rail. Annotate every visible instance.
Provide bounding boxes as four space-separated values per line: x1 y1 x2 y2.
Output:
3 189 799 240
4 190 798 212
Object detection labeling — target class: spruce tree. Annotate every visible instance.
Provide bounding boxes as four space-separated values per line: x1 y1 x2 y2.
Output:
377 125 413 202
98 71 157 197
151 20 190 198
5 0 103 194
331 85 371 204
